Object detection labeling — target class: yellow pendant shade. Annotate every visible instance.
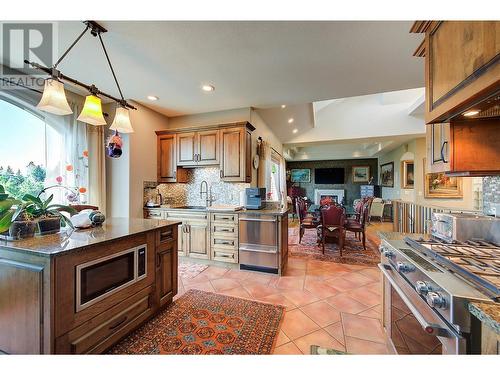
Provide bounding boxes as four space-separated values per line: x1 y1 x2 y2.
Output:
36 79 73 115
77 95 107 126
110 106 134 133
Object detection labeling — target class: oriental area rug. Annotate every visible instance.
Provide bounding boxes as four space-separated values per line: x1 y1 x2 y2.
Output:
288 225 380 266
108 289 285 355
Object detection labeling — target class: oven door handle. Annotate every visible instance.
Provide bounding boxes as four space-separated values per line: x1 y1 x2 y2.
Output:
378 264 458 339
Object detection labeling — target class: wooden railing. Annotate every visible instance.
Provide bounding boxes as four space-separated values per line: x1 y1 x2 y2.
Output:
392 200 480 234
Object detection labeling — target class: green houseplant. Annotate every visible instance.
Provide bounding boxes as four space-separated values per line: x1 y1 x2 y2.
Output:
13 193 77 236
0 185 20 235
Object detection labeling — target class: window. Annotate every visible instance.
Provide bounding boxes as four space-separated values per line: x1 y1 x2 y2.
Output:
269 151 282 202
0 98 48 199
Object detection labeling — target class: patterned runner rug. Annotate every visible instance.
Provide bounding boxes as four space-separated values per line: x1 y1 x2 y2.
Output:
178 261 208 279
289 226 380 266
108 289 285 355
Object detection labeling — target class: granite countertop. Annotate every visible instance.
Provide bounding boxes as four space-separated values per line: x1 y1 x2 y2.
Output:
144 205 289 216
378 231 432 242
0 218 181 257
469 302 500 335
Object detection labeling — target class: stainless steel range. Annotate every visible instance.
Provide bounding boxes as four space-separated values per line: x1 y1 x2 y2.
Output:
379 214 500 354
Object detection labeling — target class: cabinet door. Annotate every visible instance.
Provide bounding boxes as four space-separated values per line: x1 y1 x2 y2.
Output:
177 224 187 256
426 123 450 173
186 222 209 259
197 130 219 165
158 134 177 182
177 132 197 166
220 127 246 182
157 244 175 307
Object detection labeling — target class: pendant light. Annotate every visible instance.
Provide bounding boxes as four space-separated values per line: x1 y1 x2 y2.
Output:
25 21 136 130
36 78 73 115
110 104 134 133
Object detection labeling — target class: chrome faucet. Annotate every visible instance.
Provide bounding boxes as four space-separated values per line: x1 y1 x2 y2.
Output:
200 180 216 207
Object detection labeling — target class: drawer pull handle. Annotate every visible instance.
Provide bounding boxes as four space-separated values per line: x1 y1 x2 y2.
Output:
160 231 173 241
109 316 127 330
218 253 233 258
219 228 232 232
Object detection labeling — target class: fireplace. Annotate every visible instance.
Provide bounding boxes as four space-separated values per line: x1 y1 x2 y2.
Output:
314 189 345 205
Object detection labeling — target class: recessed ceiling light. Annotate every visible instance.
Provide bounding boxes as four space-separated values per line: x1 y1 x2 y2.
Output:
147 95 159 101
202 84 215 92
463 110 479 117
281 105 286 109
288 118 294 124
292 129 298 134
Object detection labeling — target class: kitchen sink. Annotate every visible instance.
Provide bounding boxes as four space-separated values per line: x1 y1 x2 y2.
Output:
175 205 207 210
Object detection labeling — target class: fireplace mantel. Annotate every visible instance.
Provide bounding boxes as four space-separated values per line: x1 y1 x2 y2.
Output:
314 189 345 205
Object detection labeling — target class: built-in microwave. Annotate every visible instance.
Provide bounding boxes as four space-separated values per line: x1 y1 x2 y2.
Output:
75 245 147 312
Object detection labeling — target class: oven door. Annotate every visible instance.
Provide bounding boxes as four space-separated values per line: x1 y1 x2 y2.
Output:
379 264 466 354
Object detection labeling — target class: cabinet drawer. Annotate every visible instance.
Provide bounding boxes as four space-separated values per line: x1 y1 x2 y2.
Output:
211 213 237 223
211 249 238 263
57 291 151 354
211 223 237 237
167 211 208 221
211 236 237 251
145 209 163 219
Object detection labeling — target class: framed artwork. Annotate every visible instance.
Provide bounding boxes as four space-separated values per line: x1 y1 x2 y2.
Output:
290 168 311 183
352 165 370 183
423 158 463 198
401 160 414 189
380 162 394 187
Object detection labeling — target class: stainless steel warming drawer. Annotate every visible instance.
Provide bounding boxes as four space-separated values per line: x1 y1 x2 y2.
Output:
238 214 279 273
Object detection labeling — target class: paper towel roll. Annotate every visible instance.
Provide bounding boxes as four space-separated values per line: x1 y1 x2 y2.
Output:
239 190 247 206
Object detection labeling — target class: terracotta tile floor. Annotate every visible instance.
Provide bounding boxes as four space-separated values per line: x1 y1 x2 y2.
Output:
176 256 391 354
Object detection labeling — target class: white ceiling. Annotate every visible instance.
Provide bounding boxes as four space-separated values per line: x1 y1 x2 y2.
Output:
37 21 423 116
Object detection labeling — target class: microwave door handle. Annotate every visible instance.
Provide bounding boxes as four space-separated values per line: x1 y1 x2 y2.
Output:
378 264 458 339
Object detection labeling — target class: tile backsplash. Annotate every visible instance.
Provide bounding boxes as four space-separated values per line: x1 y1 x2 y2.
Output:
144 167 250 207
483 176 500 216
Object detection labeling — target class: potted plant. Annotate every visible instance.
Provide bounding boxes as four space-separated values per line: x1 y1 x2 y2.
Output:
14 193 77 236
0 185 20 236
9 209 37 239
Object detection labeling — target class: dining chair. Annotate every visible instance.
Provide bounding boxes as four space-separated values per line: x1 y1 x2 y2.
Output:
295 198 320 244
319 204 345 255
344 202 370 250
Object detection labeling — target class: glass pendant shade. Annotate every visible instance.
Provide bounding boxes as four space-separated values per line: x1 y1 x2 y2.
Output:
77 95 107 126
110 106 134 133
36 79 73 115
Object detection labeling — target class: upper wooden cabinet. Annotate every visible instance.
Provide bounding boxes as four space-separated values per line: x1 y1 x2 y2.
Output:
176 130 220 167
157 134 188 183
156 122 254 183
220 127 252 182
411 21 500 123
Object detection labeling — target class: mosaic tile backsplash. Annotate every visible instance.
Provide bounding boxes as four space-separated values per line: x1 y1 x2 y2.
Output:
483 176 500 216
144 168 250 207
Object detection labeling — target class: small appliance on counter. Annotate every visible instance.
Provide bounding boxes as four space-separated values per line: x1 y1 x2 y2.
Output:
245 188 266 210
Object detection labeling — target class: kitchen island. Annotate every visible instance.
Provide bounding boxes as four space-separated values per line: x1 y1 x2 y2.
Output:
0 218 180 354
144 206 289 275
469 302 500 354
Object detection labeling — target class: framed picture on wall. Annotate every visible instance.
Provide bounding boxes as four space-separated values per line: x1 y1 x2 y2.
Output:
290 168 311 183
352 166 370 183
401 160 414 189
380 162 394 187
423 158 463 198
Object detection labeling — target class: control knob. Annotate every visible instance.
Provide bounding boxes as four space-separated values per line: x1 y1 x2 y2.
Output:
415 281 432 295
426 292 447 309
383 249 394 259
396 261 415 274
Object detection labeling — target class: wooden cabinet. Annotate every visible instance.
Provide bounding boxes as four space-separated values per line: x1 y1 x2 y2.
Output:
157 134 188 183
210 213 238 263
176 130 219 167
156 122 254 183
411 21 500 124
425 122 451 173
155 225 177 309
165 210 210 259
220 126 252 182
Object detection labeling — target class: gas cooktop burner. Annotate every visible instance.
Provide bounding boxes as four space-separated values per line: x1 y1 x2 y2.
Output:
404 237 500 301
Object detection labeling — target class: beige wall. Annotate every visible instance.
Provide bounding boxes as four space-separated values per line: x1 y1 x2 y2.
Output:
378 137 478 210
105 101 170 218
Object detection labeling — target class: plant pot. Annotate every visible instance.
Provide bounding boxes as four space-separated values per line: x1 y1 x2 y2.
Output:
37 217 61 235
9 221 37 239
